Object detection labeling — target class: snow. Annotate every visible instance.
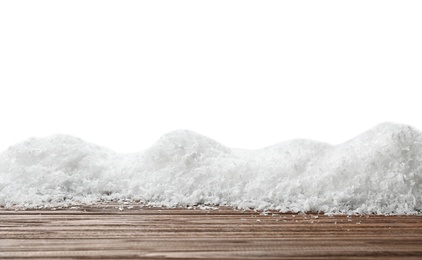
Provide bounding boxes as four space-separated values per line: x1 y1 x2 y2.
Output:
0 123 421 214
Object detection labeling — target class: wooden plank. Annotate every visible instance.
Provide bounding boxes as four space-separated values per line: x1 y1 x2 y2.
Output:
1 203 422 259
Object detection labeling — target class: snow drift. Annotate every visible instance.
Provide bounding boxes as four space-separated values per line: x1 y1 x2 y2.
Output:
0 123 421 214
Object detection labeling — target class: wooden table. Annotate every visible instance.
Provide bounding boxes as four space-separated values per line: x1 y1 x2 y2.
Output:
1 203 422 259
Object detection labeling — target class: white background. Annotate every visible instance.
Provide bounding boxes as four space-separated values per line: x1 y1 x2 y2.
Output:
0 1 421 153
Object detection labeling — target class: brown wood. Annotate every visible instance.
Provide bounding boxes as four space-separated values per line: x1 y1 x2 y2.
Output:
1 203 422 259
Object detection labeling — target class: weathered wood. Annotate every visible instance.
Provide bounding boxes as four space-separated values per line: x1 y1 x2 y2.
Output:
1 203 422 259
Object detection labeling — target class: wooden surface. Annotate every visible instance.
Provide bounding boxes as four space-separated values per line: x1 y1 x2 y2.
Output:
1 203 422 259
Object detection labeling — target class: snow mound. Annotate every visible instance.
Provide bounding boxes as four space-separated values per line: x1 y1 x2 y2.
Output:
1 123 421 214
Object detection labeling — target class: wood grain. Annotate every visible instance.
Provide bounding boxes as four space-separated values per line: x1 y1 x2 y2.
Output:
1 203 421 259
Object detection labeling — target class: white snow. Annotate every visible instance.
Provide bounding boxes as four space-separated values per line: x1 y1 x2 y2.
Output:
0 123 421 214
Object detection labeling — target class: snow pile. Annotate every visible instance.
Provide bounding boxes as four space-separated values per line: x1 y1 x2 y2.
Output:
0 123 421 214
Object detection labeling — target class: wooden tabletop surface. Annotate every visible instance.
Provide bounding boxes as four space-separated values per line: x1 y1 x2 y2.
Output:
1 203 421 259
